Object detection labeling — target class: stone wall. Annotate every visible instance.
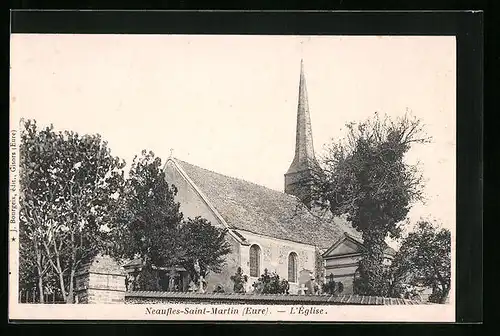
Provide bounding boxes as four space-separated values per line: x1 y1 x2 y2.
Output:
125 291 427 305
324 255 361 294
75 254 127 304
164 160 222 227
238 230 316 294
204 234 241 293
164 159 242 293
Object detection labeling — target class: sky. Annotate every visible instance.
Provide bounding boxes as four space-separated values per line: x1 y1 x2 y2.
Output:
10 34 456 235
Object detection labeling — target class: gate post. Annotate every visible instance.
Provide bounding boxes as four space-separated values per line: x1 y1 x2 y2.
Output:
75 254 126 304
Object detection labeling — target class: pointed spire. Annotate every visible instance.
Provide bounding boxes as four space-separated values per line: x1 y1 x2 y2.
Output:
286 59 317 175
284 59 320 206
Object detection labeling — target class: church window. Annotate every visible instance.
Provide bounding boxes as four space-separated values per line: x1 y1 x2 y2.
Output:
288 252 298 282
249 245 261 277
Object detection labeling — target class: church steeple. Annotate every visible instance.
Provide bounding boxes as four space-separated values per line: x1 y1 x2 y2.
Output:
284 60 319 206
287 59 317 174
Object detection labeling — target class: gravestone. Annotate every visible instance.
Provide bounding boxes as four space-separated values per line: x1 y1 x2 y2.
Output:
298 269 313 295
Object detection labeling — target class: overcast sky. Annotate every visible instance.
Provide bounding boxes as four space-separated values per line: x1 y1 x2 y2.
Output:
10 34 456 234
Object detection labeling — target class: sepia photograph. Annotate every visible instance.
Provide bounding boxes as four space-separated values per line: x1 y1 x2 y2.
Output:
9 33 456 321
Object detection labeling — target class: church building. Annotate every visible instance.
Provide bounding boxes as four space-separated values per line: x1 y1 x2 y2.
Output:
163 61 395 294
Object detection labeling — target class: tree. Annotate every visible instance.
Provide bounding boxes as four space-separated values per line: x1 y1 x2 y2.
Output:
311 112 430 296
177 217 232 284
113 150 183 290
20 120 126 303
391 220 451 303
115 151 231 290
252 269 290 294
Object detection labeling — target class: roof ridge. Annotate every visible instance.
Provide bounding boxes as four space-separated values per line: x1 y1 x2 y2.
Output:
167 157 354 249
174 158 299 199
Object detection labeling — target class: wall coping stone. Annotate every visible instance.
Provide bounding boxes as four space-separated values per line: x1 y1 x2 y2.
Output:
125 291 429 305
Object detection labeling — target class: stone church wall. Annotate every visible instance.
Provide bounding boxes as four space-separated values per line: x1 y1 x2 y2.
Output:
204 234 241 293
238 229 316 294
164 160 241 293
164 160 222 227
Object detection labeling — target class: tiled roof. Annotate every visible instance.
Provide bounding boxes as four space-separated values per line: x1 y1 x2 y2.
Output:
126 291 427 305
343 233 397 257
174 159 360 249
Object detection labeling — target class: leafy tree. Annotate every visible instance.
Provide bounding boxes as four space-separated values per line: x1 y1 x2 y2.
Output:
115 151 231 290
115 150 183 275
252 269 290 294
19 120 126 303
311 112 430 296
230 267 248 293
177 217 232 283
18 231 40 301
391 220 451 303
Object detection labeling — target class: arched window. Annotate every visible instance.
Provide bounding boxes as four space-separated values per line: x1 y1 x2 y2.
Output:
288 252 298 282
249 245 261 277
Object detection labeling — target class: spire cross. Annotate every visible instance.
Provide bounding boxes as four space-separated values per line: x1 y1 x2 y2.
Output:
169 148 174 157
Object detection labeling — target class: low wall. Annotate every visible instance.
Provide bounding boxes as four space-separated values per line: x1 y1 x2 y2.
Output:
74 255 429 306
125 291 427 305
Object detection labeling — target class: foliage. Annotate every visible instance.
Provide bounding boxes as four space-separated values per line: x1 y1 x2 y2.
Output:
135 265 162 291
390 220 451 303
314 249 325 283
115 151 231 290
177 217 232 282
19 119 126 303
321 279 344 295
230 267 248 293
114 150 183 272
311 112 430 296
252 269 290 294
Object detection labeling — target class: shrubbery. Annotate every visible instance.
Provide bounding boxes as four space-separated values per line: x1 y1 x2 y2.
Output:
252 269 289 294
321 280 344 295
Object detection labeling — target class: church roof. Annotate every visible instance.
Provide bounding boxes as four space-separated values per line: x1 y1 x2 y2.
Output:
172 158 360 249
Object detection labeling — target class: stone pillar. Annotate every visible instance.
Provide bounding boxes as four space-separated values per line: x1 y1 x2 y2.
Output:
75 254 126 304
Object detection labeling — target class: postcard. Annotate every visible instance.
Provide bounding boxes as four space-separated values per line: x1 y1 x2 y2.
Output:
9 33 456 322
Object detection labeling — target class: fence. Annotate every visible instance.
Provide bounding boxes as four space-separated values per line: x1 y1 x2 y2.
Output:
18 289 66 304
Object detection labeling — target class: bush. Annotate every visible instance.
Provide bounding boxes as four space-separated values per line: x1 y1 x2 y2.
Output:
252 269 289 294
321 280 344 295
136 266 162 291
230 267 248 293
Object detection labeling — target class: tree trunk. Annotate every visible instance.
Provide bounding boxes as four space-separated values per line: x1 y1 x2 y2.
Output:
54 254 67 303
57 271 67 302
37 273 44 303
357 226 386 296
35 245 45 303
66 269 75 304
439 286 450 304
